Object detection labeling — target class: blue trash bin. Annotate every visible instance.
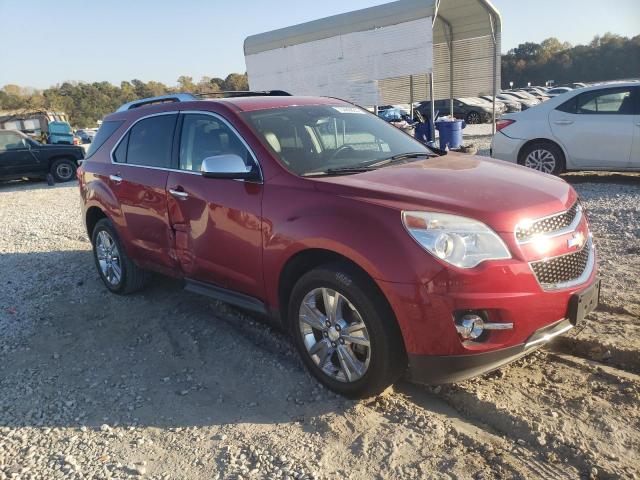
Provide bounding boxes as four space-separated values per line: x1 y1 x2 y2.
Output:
435 119 466 150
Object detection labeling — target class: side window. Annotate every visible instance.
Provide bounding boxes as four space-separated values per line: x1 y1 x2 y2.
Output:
0 132 27 150
126 114 177 168
86 120 124 158
556 96 578 114
179 114 252 172
576 88 634 115
113 132 129 163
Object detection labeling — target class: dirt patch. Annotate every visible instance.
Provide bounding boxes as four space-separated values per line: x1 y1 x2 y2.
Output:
0 176 638 479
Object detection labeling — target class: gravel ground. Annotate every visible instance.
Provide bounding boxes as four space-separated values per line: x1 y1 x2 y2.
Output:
1 151 639 479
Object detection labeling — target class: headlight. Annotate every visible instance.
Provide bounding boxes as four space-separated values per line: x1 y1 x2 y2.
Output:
402 211 511 268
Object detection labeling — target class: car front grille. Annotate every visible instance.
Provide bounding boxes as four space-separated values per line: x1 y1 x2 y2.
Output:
530 239 592 288
516 203 579 242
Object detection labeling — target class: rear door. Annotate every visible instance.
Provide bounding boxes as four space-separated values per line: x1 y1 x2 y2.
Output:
109 113 178 275
166 112 264 299
549 86 635 169
0 131 39 176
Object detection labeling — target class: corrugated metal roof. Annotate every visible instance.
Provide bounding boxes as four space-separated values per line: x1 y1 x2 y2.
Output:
244 0 436 56
245 0 500 56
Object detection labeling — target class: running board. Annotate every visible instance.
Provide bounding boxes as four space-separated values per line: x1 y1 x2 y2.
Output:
184 278 268 315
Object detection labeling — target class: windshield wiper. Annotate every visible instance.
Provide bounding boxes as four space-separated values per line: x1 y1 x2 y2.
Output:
368 152 432 168
303 166 379 177
302 152 434 177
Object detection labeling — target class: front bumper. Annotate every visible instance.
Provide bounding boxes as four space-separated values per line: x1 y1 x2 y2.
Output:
408 318 573 384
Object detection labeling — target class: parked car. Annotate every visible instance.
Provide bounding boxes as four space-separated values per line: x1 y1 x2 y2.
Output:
78 93 600 398
0 129 84 182
491 82 639 174
499 92 540 109
545 87 573 97
75 129 96 144
481 95 521 113
417 97 495 124
518 88 549 100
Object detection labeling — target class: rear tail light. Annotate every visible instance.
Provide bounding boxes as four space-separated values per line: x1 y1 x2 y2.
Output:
496 119 516 132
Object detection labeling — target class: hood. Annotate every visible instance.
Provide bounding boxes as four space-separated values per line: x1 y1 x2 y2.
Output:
312 154 576 233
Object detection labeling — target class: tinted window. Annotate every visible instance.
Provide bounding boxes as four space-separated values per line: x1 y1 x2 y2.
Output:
179 114 252 172
576 88 634 115
127 114 177 168
0 131 27 150
86 120 124 158
556 96 578 114
113 132 129 163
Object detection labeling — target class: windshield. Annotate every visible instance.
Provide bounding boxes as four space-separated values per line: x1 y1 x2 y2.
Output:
241 105 431 176
459 97 488 106
49 122 72 134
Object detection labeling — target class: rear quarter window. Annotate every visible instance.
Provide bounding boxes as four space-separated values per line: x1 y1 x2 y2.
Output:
85 121 125 158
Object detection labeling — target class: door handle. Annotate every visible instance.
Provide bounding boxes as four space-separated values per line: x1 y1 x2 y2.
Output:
109 175 122 183
169 188 189 200
554 120 574 125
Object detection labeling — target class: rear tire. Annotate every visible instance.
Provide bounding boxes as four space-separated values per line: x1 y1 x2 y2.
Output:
51 158 77 182
91 218 148 294
518 141 565 175
288 263 406 398
466 111 481 124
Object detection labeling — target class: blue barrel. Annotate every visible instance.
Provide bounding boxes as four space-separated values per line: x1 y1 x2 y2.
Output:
435 119 466 150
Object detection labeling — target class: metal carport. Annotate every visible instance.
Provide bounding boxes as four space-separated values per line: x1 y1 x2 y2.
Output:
244 0 501 133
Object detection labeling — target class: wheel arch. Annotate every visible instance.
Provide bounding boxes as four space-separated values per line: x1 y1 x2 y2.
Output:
85 206 108 240
277 248 401 343
517 138 568 168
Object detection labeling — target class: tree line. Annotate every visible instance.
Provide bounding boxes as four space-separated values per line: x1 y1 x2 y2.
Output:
0 74 249 128
502 33 640 88
1 32 638 127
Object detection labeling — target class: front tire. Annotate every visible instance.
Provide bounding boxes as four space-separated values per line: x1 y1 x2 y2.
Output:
519 141 565 175
289 264 406 398
51 158 77 182
91 218 148 294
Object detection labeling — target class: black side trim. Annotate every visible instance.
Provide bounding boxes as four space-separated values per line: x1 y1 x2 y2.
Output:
184 278 268 315
408 343 528 385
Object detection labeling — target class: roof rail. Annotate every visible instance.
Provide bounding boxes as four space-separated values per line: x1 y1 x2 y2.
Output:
197 90 292 99
116 93 198 112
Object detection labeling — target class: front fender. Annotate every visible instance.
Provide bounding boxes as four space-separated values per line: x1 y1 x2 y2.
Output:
262 189 444 309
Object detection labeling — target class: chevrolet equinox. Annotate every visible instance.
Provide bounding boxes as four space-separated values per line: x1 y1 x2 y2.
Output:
78 93 600 398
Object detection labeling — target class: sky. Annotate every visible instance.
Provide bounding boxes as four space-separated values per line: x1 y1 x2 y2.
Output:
0 0 638 89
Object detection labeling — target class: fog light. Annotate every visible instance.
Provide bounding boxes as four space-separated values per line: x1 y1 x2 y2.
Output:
456 314 485 340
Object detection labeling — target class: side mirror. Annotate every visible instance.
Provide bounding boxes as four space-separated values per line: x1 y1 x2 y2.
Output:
200 154 257 180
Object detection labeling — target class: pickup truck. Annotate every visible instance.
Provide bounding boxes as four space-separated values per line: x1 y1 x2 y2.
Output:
0 129 84 182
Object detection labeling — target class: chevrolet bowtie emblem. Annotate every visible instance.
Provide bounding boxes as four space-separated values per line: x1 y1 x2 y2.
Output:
567 232 585 249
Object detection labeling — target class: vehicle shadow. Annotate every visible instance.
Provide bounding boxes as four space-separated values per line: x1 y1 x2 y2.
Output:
0 179 77 193
0 249 354 431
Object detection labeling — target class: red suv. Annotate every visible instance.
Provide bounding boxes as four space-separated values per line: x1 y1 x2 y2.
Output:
78 93 600 398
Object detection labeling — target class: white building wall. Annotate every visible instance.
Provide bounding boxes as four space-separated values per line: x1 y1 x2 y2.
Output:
246 17 433 106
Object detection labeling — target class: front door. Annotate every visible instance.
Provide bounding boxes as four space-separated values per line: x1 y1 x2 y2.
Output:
109 112 178 275
549 86 635 169
0 131 39 176
166 112 264 299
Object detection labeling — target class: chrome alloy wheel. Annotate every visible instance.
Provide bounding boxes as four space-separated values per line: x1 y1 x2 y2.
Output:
96 230 122 286
525 148 556 174
56 162 74 181
298 288 371 383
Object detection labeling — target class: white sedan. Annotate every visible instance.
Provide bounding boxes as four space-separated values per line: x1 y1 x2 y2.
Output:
491 82 640 175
